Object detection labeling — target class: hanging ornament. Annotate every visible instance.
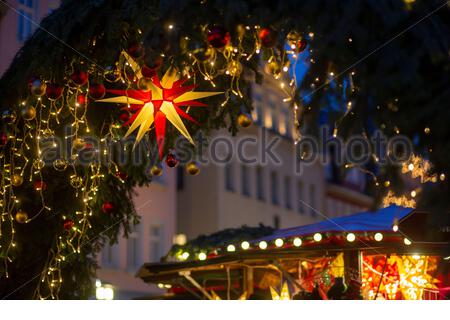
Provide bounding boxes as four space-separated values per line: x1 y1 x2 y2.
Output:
226 60 243 77
101 202 115 214
150 165 163 176
46 83 64 100
0 131 8 147
258 27 278 48
15 210 28 224
115 171 128 180
207 26 230 48
2 110 17 124
30 79 47 96
11 174 23 187
97 66 222 158
53 159 68 171
265 61 281 76
88 83 106 100
21 105 36 121
33 180 47 191
70 176 83 188
238 113 253 128
72 138 86 151
71 70 88 86
104 66 121 83
186 161 200 175
165 152 179 168
128 42 144 59
287 32 307 53
63 218 74 231
33 159 45 170
77 94 88 106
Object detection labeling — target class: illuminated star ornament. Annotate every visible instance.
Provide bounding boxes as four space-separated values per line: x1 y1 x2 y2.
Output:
97 66 222 158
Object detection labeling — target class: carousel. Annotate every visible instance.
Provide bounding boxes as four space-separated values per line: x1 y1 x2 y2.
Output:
137 205 450 300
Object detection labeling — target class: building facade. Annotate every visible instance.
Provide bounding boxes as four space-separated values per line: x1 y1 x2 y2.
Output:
0 0 60 75
176 74 373 240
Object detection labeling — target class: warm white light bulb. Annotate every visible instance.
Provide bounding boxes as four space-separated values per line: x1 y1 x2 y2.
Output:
198 252 207 260
313 233 322 242
259 241 268 250
275 238 284 247
404 238 412 246
346 233 356 242
293 238 302 247
241 241 250 250
227 244 236 252
374 233 383 242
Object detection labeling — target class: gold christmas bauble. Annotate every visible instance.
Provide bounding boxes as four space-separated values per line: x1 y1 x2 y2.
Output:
227 60 242 77
72 138 85 151
238 113 253 128
30 80 47 97
70 176 83 188
32 159 45 170
138 77 154 92
150 165 163 177
11 174 23 187
186 162 200 176
265 61 281 76
21 105 36 121
15 210 28 223
53 159 68 171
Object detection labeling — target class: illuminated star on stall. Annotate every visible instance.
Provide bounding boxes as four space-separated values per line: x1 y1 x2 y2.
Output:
97 66 222 158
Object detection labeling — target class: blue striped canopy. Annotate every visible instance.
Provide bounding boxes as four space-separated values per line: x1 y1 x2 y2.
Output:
256 205 413 242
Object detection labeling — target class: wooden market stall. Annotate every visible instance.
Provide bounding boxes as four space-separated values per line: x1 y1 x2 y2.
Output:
137 205 450 300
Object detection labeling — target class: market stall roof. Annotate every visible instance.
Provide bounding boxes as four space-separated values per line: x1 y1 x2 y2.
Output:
256 205 413 242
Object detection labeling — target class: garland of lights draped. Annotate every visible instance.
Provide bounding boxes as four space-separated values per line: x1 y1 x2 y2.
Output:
0 0 449 299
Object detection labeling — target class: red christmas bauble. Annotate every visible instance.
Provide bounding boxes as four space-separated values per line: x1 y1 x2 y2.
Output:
294 38 308 53
71 70 88 86
101 202 114 214
258 28 278 48
0 132 8 146
165 153 179 168
89 83 106 100
46 83 64 100
119 112 130 122
141 65 157 79
115 171 128 180
77 94 87 106
33 180 47 191
207 26 230 48
63 219 74 231
128 42 144 59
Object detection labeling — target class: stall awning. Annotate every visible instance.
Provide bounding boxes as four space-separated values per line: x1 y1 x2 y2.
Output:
256 205 413 242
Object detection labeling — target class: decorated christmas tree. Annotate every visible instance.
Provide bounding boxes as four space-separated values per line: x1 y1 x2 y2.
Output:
0 0 449 299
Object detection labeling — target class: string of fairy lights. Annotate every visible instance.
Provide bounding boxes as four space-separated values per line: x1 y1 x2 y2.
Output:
173 224 415 263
